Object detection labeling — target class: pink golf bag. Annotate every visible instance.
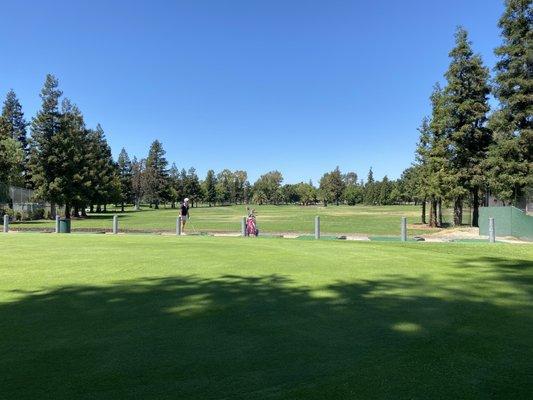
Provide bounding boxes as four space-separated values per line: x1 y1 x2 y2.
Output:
246 216 258 236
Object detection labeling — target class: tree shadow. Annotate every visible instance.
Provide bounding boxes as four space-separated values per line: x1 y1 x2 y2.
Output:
1 258 532 399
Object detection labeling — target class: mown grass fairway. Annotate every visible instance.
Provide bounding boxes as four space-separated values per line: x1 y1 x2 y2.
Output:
1 234 532 399
12 204 441 235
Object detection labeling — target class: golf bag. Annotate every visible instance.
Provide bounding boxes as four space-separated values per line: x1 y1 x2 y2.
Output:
246 215 259 237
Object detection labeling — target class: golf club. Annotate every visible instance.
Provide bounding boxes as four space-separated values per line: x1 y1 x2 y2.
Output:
187 217 198 235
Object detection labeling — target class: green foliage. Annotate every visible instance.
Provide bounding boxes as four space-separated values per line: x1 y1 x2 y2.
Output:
319 166 345 205
485 0 532 202
0 137 24 185
143 140 169 208
444 27 491 226
203 169 217 206
296 182 317 205
0 89 27 153
117 148 133 208
215 169 234 204
86 124 120 209
184 167 202 205
343 184 363 205
130 156 145 209
252 170 283 204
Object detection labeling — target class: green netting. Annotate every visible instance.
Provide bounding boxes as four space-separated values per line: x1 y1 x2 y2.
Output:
296 235 340 241
368 236 417 242
479 207 533 241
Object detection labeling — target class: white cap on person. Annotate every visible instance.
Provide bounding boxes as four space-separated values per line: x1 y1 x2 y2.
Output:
184 198 189 203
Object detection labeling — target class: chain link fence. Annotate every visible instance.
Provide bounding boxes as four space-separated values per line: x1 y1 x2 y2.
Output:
0 183 47 219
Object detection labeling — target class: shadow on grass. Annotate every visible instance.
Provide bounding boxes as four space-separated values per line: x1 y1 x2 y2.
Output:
1 258 532 399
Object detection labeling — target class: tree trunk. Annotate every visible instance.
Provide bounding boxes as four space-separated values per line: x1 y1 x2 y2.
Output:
50 203 57 219
437 198 443 227
64 203 71 219
96 204 101 212
472 189 480 227
453 197 463 226
429 199 438 228
121 202 125 212
103 204 107 212
421 199 426 225
73 205 79 217
81 206 87 217
90 204 94 213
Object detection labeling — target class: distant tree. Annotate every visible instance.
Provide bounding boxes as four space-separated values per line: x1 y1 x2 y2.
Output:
131 157 144 210
485 0 532 204
296 182 317 205
319 166 345 206
0 90 28 184
203 169 217 206
216 169 234 204
185 167 201 206
167 163 180 208
144 140 168 209
117 148 133 212
399 165 425 206
280 184 299 204
343 171 358 187
243 180 252 204
253 171 283 204
86 124 120 213
232 170 248 204
0 136 24 187
343 184 363 205
366 167 374 184
388 180 403 205
378 175 392 205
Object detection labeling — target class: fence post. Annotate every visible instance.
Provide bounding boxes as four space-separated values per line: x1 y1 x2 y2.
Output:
176 216 182 236
113 215 118 234
489 217 495 243
3 215 8 233
55 215 60 233
401 217 407 242
241 216 247 236
315 216 320 240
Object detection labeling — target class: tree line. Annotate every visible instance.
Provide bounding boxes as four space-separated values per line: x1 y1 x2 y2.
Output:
0 1 530 224
407 0 531 227
0 78 422 217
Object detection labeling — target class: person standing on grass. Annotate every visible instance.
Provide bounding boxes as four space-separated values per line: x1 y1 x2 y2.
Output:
180 198 190 233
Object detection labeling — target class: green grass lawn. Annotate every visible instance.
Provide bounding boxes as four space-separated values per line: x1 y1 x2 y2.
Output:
11 204 440 236
1 234 531 399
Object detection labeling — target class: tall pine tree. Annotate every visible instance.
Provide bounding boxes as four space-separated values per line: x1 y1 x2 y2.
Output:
0 91 26 187
117 148 133 212
416 85 451 228
0 90 27 153
203 169 217 206
444 27 491 227
144 140 168 209
86 124 119 212
485 0 532 204
29 74 64 216
131 157 145 210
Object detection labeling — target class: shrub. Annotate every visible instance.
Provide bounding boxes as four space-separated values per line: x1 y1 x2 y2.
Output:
30 208 45 220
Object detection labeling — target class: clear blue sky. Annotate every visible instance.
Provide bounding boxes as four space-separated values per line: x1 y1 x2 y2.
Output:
0 0 503 184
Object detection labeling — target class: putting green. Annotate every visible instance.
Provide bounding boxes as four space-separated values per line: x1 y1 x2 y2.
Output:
1 234 531 399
